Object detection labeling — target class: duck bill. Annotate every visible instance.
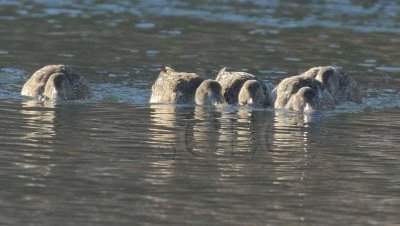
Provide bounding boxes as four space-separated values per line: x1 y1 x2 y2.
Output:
210 96 219 105
304 103 312 111
51 87 65 102
209 95 223 105
304 103 317 112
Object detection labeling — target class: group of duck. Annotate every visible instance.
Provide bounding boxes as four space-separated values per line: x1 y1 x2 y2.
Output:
20 64 362 111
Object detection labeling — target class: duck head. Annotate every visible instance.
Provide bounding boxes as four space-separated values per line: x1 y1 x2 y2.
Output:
287 86 319 112
238 80 266 106
195 79 224 105
42 72 74 101
21 64 92 101
314 67 340 99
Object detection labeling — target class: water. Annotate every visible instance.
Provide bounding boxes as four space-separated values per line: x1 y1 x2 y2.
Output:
1 0 400 225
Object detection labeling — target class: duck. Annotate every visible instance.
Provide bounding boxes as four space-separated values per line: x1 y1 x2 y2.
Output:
195 79 224 105
273 73 334 111
301 66 362 104
216 67 273 106
238 80 266 106
284 86 318 111
149 67 223 105
21 64 92 101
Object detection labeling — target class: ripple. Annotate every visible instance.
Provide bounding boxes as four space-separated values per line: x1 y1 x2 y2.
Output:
365 59 376 63
358 63 375 67
91 83 148 104
146 50 160 57
179 54 198 59
57 53 75 58
248 29 268 35
0 67 27 100
284 57 301 62
330 90 400 114
375 66 400 72
160 29 182 37
328 44 340 49
135 22 156 30
264 45 276 52
44 8 82 17
3 0 400 34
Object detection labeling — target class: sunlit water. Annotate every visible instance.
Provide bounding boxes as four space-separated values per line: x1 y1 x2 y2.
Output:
1 0 400 225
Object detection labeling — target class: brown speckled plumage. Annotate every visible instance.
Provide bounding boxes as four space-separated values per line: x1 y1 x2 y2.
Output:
238 80 266 106
150 67 221 105
274 73 334 111
274 65 362 111
21 64 92 100
301 66 362 104
195 79 223 105
216 68 273 106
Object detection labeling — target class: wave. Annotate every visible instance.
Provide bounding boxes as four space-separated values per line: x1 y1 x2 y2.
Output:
2 0 400 33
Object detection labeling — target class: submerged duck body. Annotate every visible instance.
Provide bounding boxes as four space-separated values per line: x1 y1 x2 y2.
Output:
285 86 319 111
302 66 362 104
21 64 92 101
149 67 223 105
195 79 224 105
274 73 334 111
216 68 273 106
238 79 266 106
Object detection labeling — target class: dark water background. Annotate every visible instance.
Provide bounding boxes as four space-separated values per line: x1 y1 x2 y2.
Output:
1 0 400 225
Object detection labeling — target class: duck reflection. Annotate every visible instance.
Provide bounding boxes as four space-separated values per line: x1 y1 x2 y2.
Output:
17 100 57 182
16 99 92 187
21 100 56 142
149 103 277 158
216 106 273 157
272 110 321 151
144 160 176 186
263 111 322 215
149 104 266 157
273 111 308 151
147 104 197 186
269 110 323 198
191 105 222 156
148 104 196 157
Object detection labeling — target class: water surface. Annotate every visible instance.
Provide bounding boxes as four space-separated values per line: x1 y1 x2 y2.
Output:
1 0 400 225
